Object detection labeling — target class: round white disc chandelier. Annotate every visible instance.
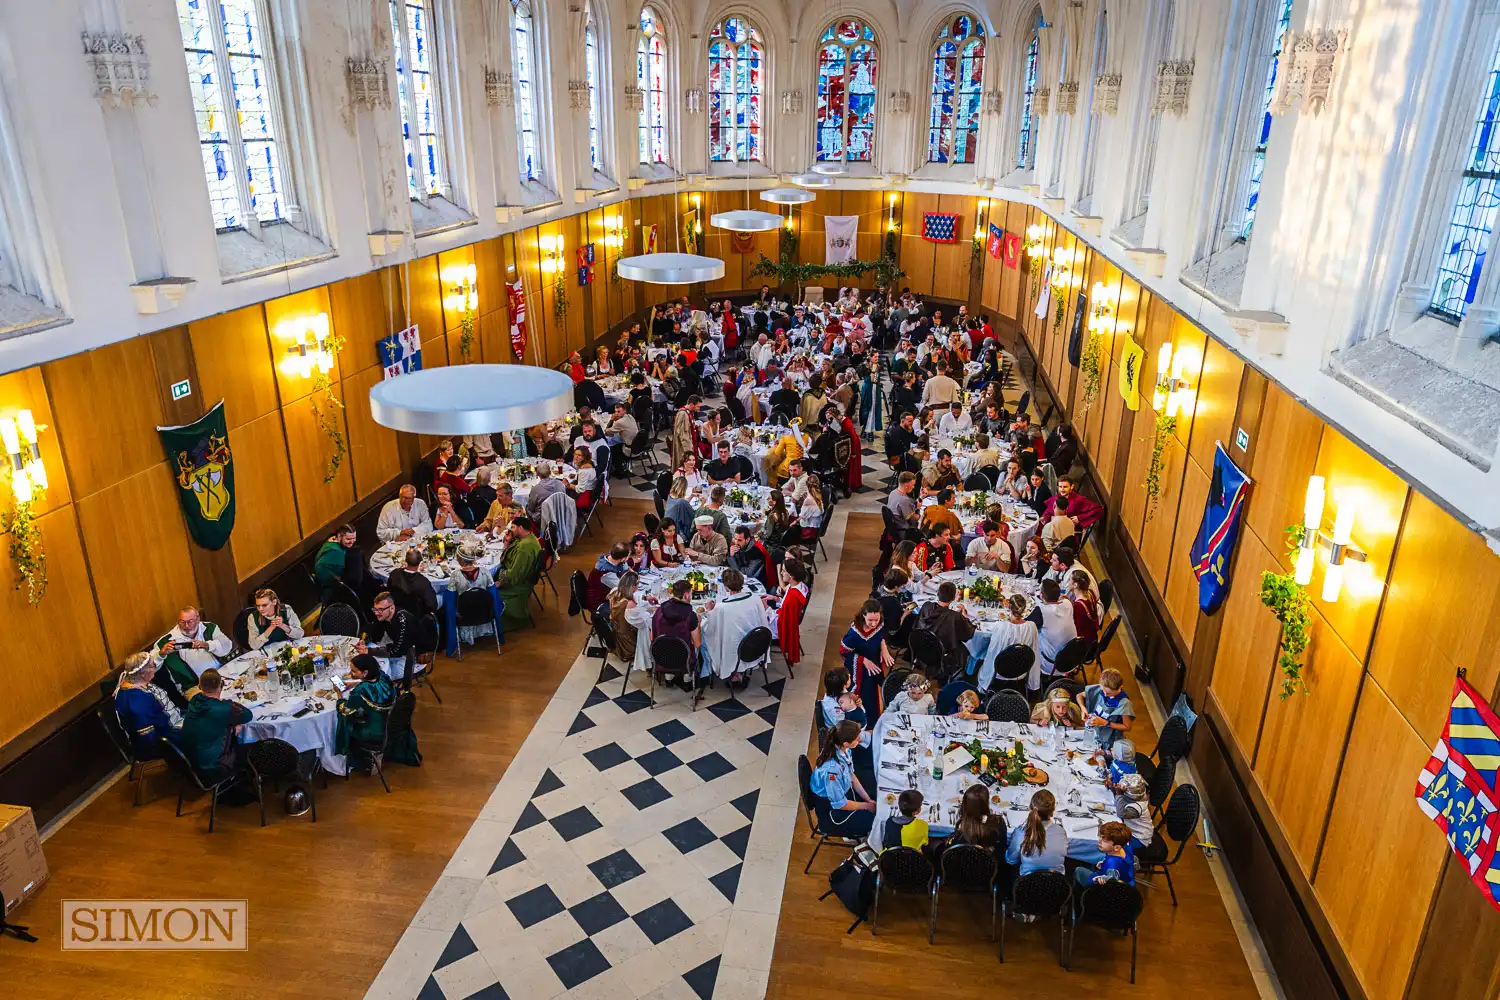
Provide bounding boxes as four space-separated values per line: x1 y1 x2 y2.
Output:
790 173 834 188
616 251 726 284
369 365 574 435
761 187 817 205
811 163 848 176
710 209 784 232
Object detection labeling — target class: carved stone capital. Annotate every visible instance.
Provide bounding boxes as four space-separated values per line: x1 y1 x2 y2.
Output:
781 90 803 115
1270 29 1347 116
1033 87 1051 116
568 79 590 110
624 85 646 113
1152 60 1194 117
685 88 703 114
83 32 155 107
347 56 391 110
487 70 514 109
1094 74 1122 116
888 90 912 115
983 89 1003 116
1056 82 1079 116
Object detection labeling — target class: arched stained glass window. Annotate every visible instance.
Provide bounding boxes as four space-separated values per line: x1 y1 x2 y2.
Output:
585 4 603 173
1242 0 1294 238
1432 36 1500 319
390 0 446 200
927 15 985 164
512 0 540 182
638 6 668 164
708 17 763 162
815 19 878 163
1016 18 1040 169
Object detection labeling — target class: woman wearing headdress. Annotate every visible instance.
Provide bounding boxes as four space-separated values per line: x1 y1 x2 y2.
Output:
447 541 497 648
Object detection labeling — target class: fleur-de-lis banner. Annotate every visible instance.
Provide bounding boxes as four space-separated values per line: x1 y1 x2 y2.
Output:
1417 676 1500 913
158 401 235 550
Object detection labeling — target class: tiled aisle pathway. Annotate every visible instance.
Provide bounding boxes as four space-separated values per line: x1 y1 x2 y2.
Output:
363 516 847 1000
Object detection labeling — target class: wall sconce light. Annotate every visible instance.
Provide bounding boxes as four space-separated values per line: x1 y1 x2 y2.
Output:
784 214 794 231
1294 476 1367 601
0 410 46 504
285 313 334 378
602 214 625 249
1088 281 1118 334
539 234 566 273
1152 343 1194 418
690 193 701 207
444 263 478 314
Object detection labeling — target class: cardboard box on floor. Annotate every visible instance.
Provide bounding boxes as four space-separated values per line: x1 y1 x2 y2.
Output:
0 804 47 913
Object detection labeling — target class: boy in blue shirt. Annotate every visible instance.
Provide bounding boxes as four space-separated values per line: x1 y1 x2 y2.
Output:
1107 739 1138 789
1076 821 1135 889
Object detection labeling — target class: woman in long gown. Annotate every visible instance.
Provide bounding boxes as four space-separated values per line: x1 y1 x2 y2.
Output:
839 600 894 721
335 654 421 765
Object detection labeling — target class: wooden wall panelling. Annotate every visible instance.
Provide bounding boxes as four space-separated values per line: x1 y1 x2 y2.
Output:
474 235 505 321
339 364 401 501
1189 338 1246 469
0 367 71 515
515 225 547 367
329 271 399 376
281 382 356 538
901 191 939 295
148 326 198 429
1163 451 1211 651
1093 279 1140 498
1367 490 1500 745
187 305 279 432
75 462 200 662
399 255 446 365
264 286 336 406
1207 529 1284 763
1312 682 1450 1000
1252 609 1366 875
1118 358 1159 543
981 235 1002 315
563 213 587 355
1167 315 1206 449
436 246 478 364
43 338 166 501
1000 202 1027 321
1305 428 1408 660
929 195 970 301
1139 432 1188 587
582 212 609 335
1246 384 1325 557
0 506 109 749
228 410 301 582
1406 853 1500 1000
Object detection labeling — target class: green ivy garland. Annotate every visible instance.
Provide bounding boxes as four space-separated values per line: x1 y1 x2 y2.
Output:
458 307 476 363
4 498 46 606
552 267 570 327
1258 526 1313 698
1143 411 1176 522
1079 332 1102 412
748 252 905 290
311 332 347 483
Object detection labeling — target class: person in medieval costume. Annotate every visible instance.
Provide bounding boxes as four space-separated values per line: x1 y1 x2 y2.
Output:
334 654 422 767
153 606 234 693
700 568 771 687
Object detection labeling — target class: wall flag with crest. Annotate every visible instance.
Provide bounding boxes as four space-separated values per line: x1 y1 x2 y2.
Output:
1188 445 1251 614
158 401 235 550
1119 337 1144 410
1417 675 1500 913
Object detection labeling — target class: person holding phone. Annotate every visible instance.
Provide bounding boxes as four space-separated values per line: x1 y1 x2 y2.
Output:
247 589 304 650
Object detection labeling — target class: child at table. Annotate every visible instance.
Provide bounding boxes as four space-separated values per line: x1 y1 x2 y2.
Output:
1114 773 1155 853
819 667 868 730
882 790 930 853
886 672 935 716
1106 740 1138 789
1077 668 1135 752
951 688 989 721
1075 821 1135 890
1006 789 1067 876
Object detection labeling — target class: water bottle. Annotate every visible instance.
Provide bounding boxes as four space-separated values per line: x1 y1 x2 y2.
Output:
313 645 327 678
266 664 280 699
931 734 944 781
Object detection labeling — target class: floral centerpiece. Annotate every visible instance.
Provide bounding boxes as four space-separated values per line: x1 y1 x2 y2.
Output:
274 644 316 679
425 533 451 562
950 432 977 449
957 490 992 514
727 487 755 507
682 569 711 594
498 462 531 483
946 738 1042 785
963 575 1003 604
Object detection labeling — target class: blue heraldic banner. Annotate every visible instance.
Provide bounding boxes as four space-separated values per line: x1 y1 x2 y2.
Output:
1188 444 1252 615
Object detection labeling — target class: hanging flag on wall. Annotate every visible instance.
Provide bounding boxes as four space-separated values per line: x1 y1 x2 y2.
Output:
1188 445 1252 614
378 324 422 381
1119 337 1144 410
507 279 529 361
1417 676 1500 914
644 224 658 254
987 223 1004 260
730 230 757 254
825 215 859 264
577 244 595 286
158 401 235 551
1066 291 1088 367
1003 232 1022 269
922 213 959 243
1034 263 1053 319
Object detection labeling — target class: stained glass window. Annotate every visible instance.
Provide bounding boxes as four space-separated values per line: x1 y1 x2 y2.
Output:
1016 25 1039 169
1432 37 1500 320
708 17 764 163
176 0 287 229
1243 0 1294 239
638 7 668 165
585 5 603 173
512 0 540 182
815 19 878 163
391 0 445 199
927 16 984 165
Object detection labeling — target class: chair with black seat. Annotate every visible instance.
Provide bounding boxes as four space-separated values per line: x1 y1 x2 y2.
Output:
540 440 566 461
980 465 1001 489
962 473 991 492
733 625 776 690
724 392 748 426
160 741 239 833
533 536 559 607
1136 783 1200 905
1043 676 1084 702
1098 578 1115 616
347 691 417 793
814 504 835 562
1015 390 1031 419
569 569 592 622
880 667 912 708
797 753 860 873
1083 617 1122 678
644 635 692 708
631 396 655 441
872 846 935 935
627 428 659 480
771 403 799 426
319 602 361 638
930 843 999 943
231 607 255 653
246 737 320 826
97 704 168 807
1150 715 1192 768
402 612 442 703
988 644 1036 695
592 607 619 683
984 690 1031 724
907 627 947 678
1051 637 1093 681
454 589 501 659
935 679 977 715
1071 881 1144 981
1039 402 1056 428
1147 753 1177 815
1001 869 1072 965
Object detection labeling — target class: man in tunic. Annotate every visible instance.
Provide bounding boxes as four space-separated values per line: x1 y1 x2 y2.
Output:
701 569 770 686
314 524 362 602
153 606 234 694
377 485 433 542
670 395 703 470
496 516 543 631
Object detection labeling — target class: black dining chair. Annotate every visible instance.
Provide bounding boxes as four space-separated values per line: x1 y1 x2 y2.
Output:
1071 881 1145 981
907 627 947 678
1147 753 1178 815
732 626 776 691
929 844 999 943
984 690 1032 725
1136 783 1201 905
647 635 693 708
231 607 255 654
1051 637 1094 681
1002 870 1072 965
963 473 991 492
319 602 361 638
346 691 417 794
872 847 935 935
1150 715 1192 767
246 737 321 826
160 741 239 834
1099 578 1116 616
97 704 168 807
935 680 977 716
988 644 1036 695
880 667 912 708
454 589 501 659
797 754 859 873
1084 617 1123 678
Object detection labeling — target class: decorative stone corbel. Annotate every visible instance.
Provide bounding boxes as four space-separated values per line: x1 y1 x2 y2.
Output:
1125 247 1167 277
889 91 912 115
1269 30 1347 116
568 79 590 111
983 89 1002 115
487 70 514 108
130 277 194 314
781 90 803 115
83 32 155 107
1225 309 1289 357
368 230 406 256
1094 74 1121 116
1152 60 1194 117
1056 82 1079 116
346 56 390 110
1033 88 1051 116
624 85 646 113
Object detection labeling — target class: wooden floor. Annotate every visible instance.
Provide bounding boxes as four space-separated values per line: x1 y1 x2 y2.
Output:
764 511 1264 1000
0 500 653 1000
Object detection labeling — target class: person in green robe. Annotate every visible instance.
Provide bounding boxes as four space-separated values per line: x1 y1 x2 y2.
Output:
314 524 358 602
178 668 252 780
334 654 421 767
497 516 543 631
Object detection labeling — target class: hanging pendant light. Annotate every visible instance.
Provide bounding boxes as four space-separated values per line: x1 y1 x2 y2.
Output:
616 252 726 283
711 209 784 232
790 173 834 188
761 187 816 205
811 163 848 175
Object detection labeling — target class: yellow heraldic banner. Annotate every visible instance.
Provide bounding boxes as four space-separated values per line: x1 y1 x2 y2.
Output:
1119 337 1144 411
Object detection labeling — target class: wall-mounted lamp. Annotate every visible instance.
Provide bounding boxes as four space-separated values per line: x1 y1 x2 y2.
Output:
285 313 334 379
1088 281 1118 334
784 214 794 231
601 214 625 249
444 263 478 315
0 410 46 504
1024 224 1046 259
1152 343 1194 418
1294 475 1367 601
539 233 566 273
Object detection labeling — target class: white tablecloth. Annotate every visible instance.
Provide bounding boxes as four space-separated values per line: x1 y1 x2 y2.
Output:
467 460 578 511
220 638 363 777
868 714 1114 855
369 528 506 592
921 492 1040 553
640 565 768 606
915 569 1042 687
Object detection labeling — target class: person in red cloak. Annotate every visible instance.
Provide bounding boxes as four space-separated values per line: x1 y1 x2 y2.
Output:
769 557 811 673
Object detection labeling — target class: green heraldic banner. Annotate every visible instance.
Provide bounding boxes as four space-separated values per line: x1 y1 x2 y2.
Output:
158 401 236 550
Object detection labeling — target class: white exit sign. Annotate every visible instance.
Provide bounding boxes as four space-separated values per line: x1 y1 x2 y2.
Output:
171 379 192 401
1235 427 1250 451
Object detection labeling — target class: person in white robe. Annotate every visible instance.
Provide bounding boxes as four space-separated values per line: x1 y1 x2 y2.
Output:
700 569 770 682
153 606 235 688
377 485 434 542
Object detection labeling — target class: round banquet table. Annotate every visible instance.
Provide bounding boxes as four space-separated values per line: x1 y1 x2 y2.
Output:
867 713 1116 864
219 637 362 776
921 492 1040 555
595 373 666 405
369 528 509 656
914 569 1043 689
467 459 577 509
639 565 768 605
930 436 1013 481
